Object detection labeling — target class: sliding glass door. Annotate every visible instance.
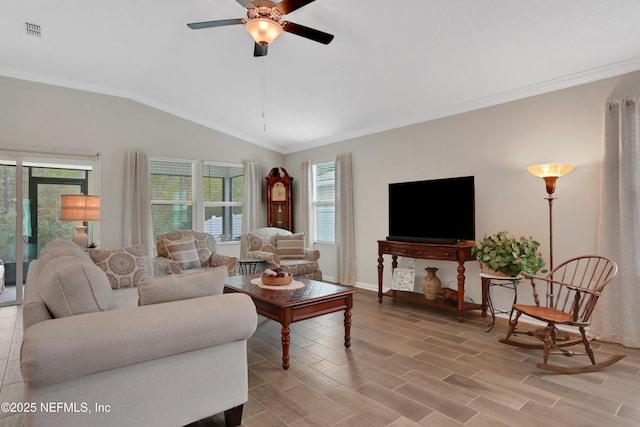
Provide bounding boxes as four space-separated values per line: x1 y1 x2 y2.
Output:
0 163 21 305
0 158 96 306
30 177 88 258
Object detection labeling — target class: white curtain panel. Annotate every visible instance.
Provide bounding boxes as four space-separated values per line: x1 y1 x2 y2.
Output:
336 153 356 286
123 151 153 256
300 161 312 247
240 161 264 257
241 161 263 233
592 96 640 348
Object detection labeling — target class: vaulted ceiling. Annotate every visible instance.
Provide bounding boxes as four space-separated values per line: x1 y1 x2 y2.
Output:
2 1 640 153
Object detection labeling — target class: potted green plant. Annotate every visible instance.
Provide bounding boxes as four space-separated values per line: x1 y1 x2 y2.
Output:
471 231 545 277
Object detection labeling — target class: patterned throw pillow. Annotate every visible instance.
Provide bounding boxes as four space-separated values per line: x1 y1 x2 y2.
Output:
88 245 149 289
275 233 306 259
165 237 201 270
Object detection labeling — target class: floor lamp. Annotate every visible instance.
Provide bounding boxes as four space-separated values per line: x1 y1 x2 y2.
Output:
527 163 574 278
527 163 573 341
60 194 101 248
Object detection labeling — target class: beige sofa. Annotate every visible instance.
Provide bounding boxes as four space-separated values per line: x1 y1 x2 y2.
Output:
154 230 238 276
21 239 257 427
241 227 322 280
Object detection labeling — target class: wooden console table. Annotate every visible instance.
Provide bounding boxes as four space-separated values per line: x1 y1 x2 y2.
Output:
377 240 483 322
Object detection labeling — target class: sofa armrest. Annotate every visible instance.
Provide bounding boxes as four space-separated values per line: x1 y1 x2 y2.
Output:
153 256 183 275
211 253 238 276
304 248 320 262
246 250 280 265
21 293 257 388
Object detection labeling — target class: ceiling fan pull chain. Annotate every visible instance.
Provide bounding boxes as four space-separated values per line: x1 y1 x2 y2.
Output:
262 57 267 131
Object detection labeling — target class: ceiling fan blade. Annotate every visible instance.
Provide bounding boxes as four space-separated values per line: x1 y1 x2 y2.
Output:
254 42 268 57
187 18 244 30
275 0 316 15
282 21 334 44
235 0 256 8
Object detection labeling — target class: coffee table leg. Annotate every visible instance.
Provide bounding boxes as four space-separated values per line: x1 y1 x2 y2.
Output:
344 308 352 348
281 324 290 370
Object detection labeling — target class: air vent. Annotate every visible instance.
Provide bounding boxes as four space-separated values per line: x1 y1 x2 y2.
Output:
25 22 41 37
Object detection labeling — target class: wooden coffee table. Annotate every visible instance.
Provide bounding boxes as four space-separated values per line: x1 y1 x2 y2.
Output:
224 274 355 370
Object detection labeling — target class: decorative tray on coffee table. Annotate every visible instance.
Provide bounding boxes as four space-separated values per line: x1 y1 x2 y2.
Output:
260 269 293 286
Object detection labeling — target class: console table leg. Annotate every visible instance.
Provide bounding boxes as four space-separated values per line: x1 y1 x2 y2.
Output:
344 307 352 348
377 253 384 303
456 260 466 322
281 324 290 370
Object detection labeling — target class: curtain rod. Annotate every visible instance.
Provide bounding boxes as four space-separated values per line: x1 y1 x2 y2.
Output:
0 148 100 160
607 96 638 109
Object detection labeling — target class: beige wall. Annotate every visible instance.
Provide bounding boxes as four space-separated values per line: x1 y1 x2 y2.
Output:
0 76 283 253
286 70 640 306
2 70 640 308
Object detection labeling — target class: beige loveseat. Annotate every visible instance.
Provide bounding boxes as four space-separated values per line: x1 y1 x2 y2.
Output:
21 239 257 427
241 227 322 280
154 230 238 276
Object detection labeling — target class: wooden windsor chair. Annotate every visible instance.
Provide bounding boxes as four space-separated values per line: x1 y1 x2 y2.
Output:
499 255 625 373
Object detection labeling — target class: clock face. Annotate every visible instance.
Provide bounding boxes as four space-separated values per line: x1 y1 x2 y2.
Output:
272 182 287 202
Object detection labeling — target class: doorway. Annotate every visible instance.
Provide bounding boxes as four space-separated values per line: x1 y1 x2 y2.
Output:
0 162 93 306
29 176 88 260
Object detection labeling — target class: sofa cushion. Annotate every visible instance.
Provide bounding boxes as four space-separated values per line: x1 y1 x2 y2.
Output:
138 266 228 306
165 237 201 270
88 245 149 289
38 255 117 318
275 233 306 259
38 238 93 272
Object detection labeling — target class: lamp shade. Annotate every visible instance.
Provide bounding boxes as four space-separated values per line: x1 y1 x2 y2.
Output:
527 163 574 178
60 194 101 221
245 18 283 45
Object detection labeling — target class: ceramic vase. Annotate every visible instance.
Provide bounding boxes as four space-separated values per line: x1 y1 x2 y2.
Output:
422 267 441 300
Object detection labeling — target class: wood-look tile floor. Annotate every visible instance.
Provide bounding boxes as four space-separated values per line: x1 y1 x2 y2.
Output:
1 289 639 427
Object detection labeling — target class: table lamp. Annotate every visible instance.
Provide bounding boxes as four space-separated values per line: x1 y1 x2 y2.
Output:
60 194 100 248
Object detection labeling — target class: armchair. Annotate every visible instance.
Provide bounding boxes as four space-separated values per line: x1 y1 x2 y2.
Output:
154 230 237 276
241 227 322 280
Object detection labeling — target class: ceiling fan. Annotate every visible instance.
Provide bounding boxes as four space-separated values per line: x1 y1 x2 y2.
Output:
187 0 334 57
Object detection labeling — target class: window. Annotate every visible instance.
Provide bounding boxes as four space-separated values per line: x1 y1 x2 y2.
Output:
312 161 335 243
150 159 244 242
203 163 243 242
150 160 194 237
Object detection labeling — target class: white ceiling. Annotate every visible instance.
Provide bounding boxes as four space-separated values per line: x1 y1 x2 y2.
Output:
2 1 640 154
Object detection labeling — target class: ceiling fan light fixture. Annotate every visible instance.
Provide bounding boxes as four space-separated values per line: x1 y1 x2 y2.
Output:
245 18 282 45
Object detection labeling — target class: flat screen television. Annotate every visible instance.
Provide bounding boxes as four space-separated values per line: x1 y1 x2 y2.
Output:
388 176 475 244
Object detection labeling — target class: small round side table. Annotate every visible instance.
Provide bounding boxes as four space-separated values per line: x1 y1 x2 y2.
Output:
237 259 263 275
480 273 522 332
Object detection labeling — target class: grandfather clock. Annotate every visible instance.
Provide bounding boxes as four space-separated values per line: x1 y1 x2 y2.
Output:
266 167 293 231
